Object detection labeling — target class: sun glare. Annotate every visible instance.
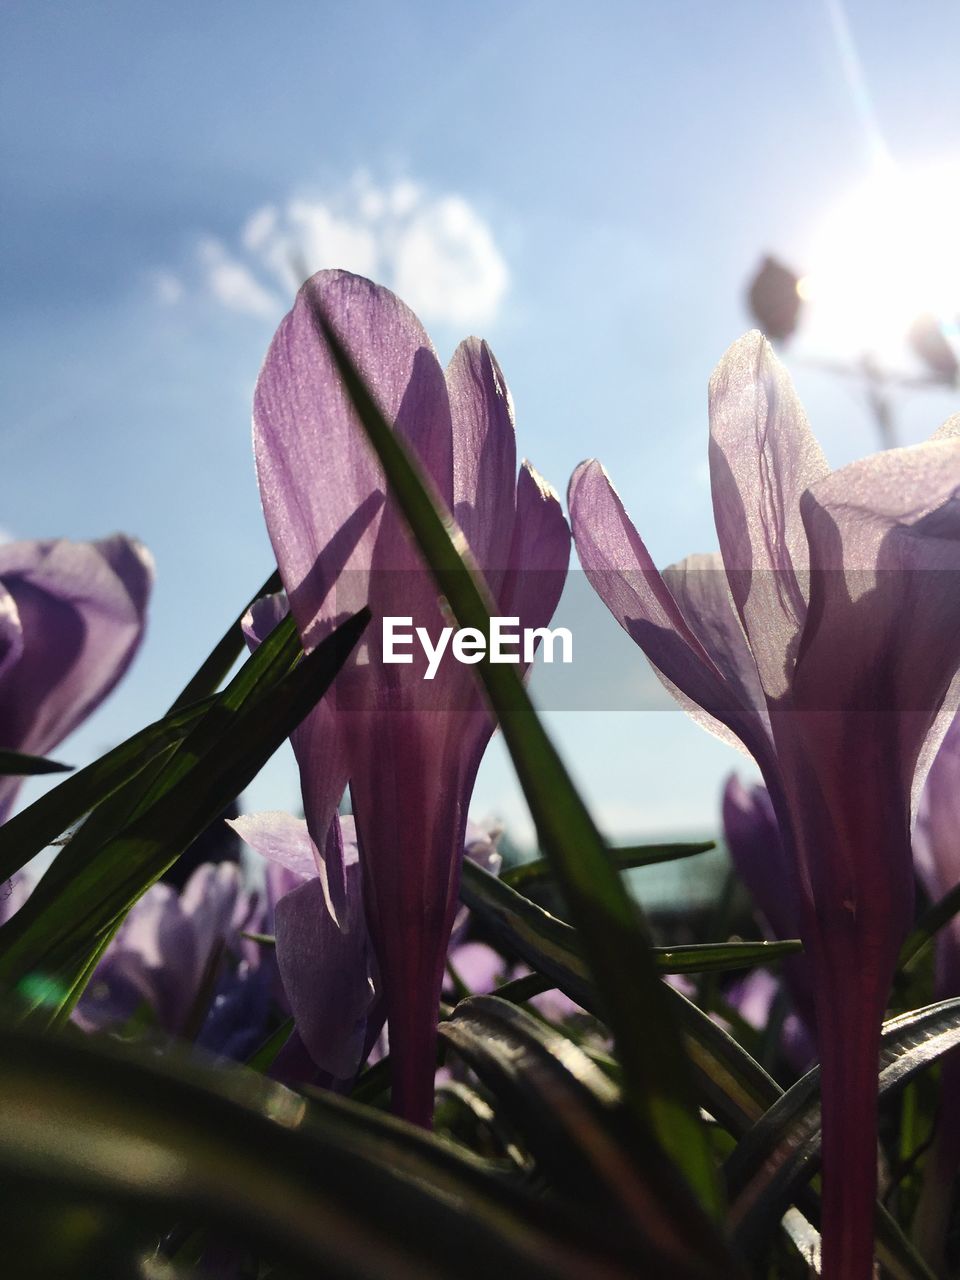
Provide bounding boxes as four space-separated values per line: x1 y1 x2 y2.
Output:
799 161 960 365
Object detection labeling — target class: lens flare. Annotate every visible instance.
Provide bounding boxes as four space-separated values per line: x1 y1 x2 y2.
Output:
800 161 960 365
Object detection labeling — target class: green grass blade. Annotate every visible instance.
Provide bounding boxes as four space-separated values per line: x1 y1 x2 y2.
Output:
168 566 282 711
0 751 71 777
440 996 742 1277
0 610 369 1014
897 879 960 975
0 700 214 883
502 840 715 890
0 1023 649 1280
724 999 960 1269
463 860 800 979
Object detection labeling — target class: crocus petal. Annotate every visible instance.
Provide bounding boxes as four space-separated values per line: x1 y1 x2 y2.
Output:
228 811 318 882
349 712 472 1125
0 583 23 688
660 553 776 768
178 863 243 989
499 461 571 654
73 948 158 1032
274 872 376 1080
759 441 960 1279
446 941 506 995
708 333 829 700
447 338 517 588
795 436 960 807
569 460 767 758
931 412 960 441
915 715 960 910
253 269 448 646
0 536 153 819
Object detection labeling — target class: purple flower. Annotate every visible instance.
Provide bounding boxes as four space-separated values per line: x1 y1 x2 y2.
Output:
229 811 378 1083
569 332 960 1279
232 809 504 1087
73 861 268 1059
0 535 153 822
252 269 569 1125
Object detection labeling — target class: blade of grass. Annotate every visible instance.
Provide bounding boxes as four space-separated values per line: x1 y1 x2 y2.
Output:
0 750 71 777
169 567 282 711
502 840 715 891
0 1022 649 1280
0 610 369 1016
463 859 800 980
0 699 214 883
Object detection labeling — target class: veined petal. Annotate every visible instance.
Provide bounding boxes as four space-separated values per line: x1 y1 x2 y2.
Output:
228 811 318 883
499 461 571 658
795 436 960 801
0 582 23 687
274 859 376 1081
253 270 448 647
766 437 960 1280
661 552 773 764
569 460 767 758
931 412 960 441
708 332 829 699
349 713 471 1126
0 536 152 798
447 338 517 590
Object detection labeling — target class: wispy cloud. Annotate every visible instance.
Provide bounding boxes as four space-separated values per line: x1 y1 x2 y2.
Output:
197 239 280 318
178 173 510 329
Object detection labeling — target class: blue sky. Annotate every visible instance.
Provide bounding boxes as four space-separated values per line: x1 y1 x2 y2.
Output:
3 1 959 846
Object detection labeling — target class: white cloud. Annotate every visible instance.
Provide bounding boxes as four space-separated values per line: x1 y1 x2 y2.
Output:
188 174 510 329
392 195 510 328
198 238 281 318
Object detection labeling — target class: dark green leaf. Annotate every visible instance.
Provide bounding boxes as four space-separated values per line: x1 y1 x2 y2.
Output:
168 567 282 711
502 840 715 890
246 1017 296 1073
0 700 213 883
663 985 932 1279
462 859 800 980
897 880 960 976
0 610 369 1017
0 750 71 777
724 999 960 1267
0 1022 651 1279
440 995 741 1278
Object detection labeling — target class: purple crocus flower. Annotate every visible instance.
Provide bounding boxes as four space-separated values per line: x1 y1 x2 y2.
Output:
229 811 378 1083
569 332 960 1279
912 713 960 1263
231 810 503 1087
74 861 269 1060
252 269 569 1125
0 535 153 822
